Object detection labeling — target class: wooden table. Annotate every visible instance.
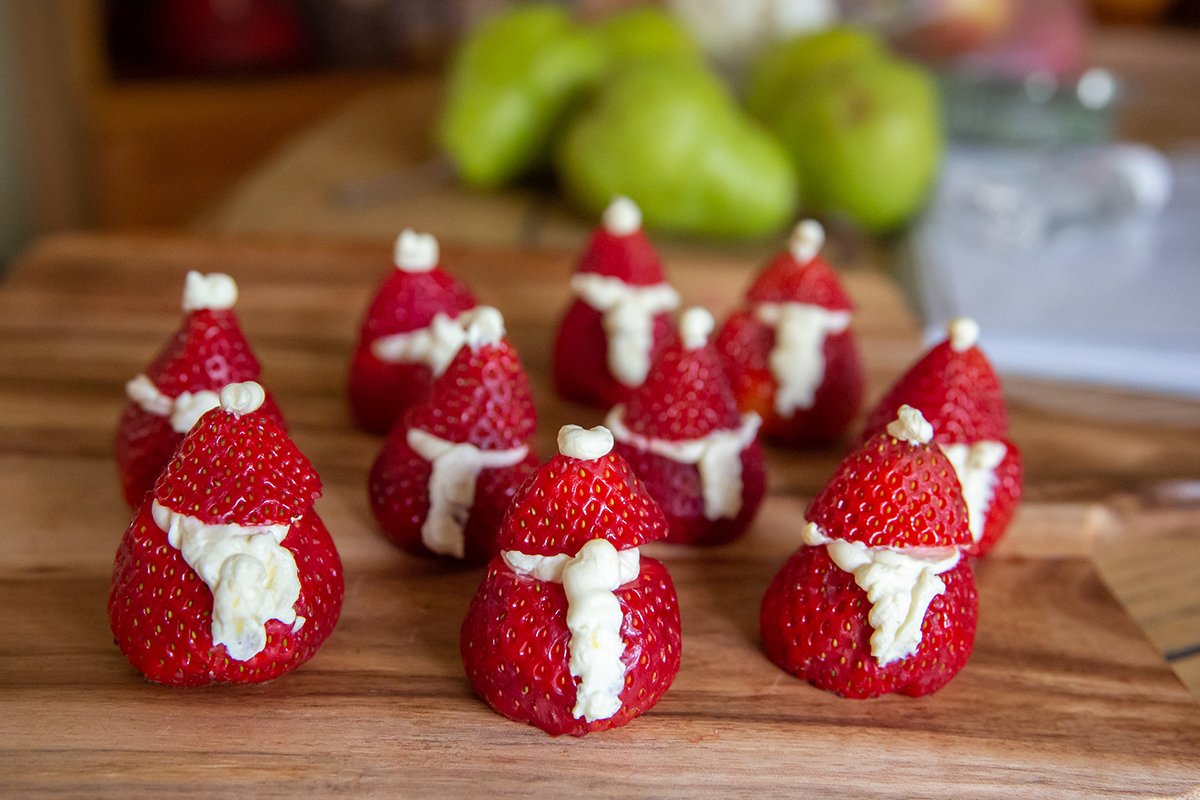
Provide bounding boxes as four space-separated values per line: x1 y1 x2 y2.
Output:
2 233 1198 797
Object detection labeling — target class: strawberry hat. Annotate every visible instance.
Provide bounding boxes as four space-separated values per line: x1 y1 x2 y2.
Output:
746 220 854 311
497 425 669 558
862 317 1009 444
155 381 320 527
576 196 668 286
808 405 971 549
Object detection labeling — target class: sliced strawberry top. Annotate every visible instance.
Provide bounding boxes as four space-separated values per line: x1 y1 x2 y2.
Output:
143 310 262 397
405 338 536 450
576 228 665 286
745 253 854 311
498 450 668 556
359 268 476 341
807 430 971 549
622 332 741 441
154 406 321 527
862 340 1008 444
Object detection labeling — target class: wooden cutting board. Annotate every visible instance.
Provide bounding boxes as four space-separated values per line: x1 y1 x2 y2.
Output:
1 234 1198 798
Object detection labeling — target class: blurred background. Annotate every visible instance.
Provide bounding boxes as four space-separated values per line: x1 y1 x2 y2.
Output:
1 0 1198 392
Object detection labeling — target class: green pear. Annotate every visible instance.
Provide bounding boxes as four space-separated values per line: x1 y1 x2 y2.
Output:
775 57 943 232
439 4 604 189
597 6 702 65
556 60 797 238
745 27 883 130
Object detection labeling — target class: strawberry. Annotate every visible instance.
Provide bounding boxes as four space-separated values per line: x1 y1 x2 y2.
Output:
553 197 680 409
861 318 1023 557
347 230 477 434
368 307 538 563
606 308 765 546
462 425 681 736
109 382 343 686
114 271 286 507
760 405 978 698
714 220 864 447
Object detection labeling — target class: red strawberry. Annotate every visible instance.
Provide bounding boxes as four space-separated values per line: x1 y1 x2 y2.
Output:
109 382 343 686
114 271 286 507
553 197 680 409
606 308 766 546
368 307 538 563
462 425 681 736
760 405 978 698
714 220 864 447
347 230 477 434
861 318 1022 557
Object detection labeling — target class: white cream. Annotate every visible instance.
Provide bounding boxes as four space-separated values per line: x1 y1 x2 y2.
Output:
124 375 224 434
182 272 238 312
679 307 714 350
603 196 642 237
788 219 826 265
571 273 680 388
406 427 528 559
151 501 303 661
886 404 934 445
802 522 960 666
393 229 439 272
369 311 469 375
218 381 265 415
503 541 640 722
605 406 760 520
754 302 851 416
557 424 614 461
941 440 1008 544
948 317 980 352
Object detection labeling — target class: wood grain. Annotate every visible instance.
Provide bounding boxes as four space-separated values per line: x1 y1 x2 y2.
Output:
1 233 1199 798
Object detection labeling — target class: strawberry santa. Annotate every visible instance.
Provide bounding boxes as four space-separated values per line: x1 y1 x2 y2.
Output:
368 306 538 564
553 196 680 409
109 381 343 686
462 425 682 736
760 406 978 698
714 220 864 447
606 307 765 546
347 229 477 434
115 271 286 507
861 318 1022 557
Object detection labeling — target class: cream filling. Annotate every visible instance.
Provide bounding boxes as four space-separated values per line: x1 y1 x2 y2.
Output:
125 374 222 434
571 273 680 388
369 311 471 376
151 501 303 662
940 440 1008 544
801 522 960 666
182 271 237 312
407 428 528 559
503 541 640 722
753 302 851 416
605 405 760 520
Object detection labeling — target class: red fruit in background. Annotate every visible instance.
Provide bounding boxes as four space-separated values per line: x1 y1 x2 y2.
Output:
862 318 1022 557
760 405 978 698
109 381 343 686
553 196 680 408
714 220 864 447
462 425 681 736
607 308 765 546
114 271 285 507
347 230 477 435
368 307 538 564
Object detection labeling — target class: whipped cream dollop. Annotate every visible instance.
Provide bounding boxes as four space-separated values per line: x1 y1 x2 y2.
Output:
941 440 1008 543
603 196 642 237
947 317 980 352
393 229 439 273
788 219 826 265
407 427 528 559
152 501 304 661
754 302 850 416
504 540 640 722
125 375 222 434
802 522 960 666
605 406 760 520
557 424 614 461
182 272 238 312
887 404 934 445
571 273 680 388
